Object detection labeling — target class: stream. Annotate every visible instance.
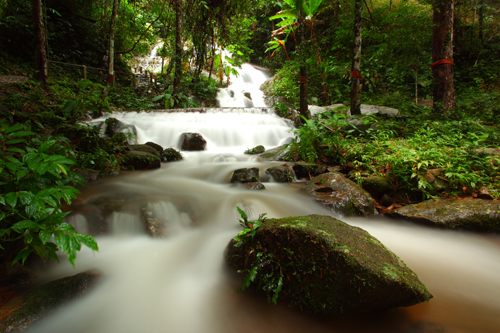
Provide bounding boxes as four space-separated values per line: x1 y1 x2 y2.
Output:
27 66 500 333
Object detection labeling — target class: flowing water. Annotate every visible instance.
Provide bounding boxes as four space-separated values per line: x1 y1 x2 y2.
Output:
27 67 500 333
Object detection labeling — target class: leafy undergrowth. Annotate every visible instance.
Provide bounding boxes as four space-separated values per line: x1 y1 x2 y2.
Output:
287 92 500 204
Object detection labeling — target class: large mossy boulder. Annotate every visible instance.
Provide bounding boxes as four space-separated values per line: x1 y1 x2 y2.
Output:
0 272 100 332
388 198 500 233
302 172 377 216
181 132 207 151
225 215 432 314
162 148 183 162
122 150 161 170
266 165 294 183
230 168 260 183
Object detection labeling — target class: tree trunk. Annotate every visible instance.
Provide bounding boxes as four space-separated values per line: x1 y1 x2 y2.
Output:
297 8 309 121
478 0 484 43
32 0 47 84
432 0 456 113
350 0 363 115
173 0 183 95
107 0 119 88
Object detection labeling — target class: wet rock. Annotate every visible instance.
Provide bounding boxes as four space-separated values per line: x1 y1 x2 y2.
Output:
293 161 328 180
381 194 394 207
225 214 432 314
244 145 265 155
477 186 494 200
145 142 164 155
362 176 393 200
75 169 100 182
243 92 252 100
302 172 377 217
388 198 500 233
162 148 183 162
128 144 161 157
96 117 137 144
181 132 207 151
244 182 266 190
266 165 294 183
0 272 100 332
259 144 295 162
230 168 260 183
141 206 167 238
122 150 161 170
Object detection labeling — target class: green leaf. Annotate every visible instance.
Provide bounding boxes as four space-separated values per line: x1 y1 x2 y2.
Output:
3 123 24 134
38 140 57 153
12 248 34 266
25 204 37 218
62 99 78 118
12 220 42 232
56 223 76 232
8 130 35 138
5 192 18 208
40 230 52 244
6 139 26 145
18 191 35 205
271 276 283 304
76 233 99 251
54 233 69 253
36 162 51 175
236 206 248 222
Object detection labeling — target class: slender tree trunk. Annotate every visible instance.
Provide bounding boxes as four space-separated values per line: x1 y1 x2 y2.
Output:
478 0 484 43
173 0 183 94
432 0 456 113
107 0 119 88
32 0 47 84
297 8 309 121
350 0 363 115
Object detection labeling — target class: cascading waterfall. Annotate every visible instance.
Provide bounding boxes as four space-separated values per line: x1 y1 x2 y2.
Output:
28 66 500 333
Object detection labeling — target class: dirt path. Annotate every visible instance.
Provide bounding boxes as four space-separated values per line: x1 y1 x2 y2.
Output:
0 75 30 85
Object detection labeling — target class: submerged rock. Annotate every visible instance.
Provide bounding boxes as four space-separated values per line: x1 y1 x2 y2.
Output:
225 214 432 314
230 168 260 183
302 172 377 216
181 132 207 151
244 182 266 190
0 272 100 332
388 198 500 233
266 165 294 183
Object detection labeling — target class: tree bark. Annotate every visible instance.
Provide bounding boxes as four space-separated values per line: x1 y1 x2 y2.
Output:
32 0 48 84
173 0 183 95
350 0 363 115
107 0 120 88
432 0 456 113
297 8 309 121
478 0 484 43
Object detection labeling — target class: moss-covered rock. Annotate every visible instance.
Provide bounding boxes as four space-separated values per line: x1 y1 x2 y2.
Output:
244 182 266 190
0 272 100 332
162 148 183 162
362 176 393 199
259 144 295 162
145 142 164 155
388 198 500 233
292 161 328 179
230 168 260 183
225 215 432 314
128 144 161 157
244 145 265 155
122 150 161 170
302 172 377 216
266 165 294 183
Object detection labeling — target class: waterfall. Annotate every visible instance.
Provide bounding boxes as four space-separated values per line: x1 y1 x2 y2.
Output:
28 65 500 333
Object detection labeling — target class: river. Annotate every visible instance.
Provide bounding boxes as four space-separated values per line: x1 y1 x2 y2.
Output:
27 65 500 333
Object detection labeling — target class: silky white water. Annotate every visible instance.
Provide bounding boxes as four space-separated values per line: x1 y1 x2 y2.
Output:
27 67 500 333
